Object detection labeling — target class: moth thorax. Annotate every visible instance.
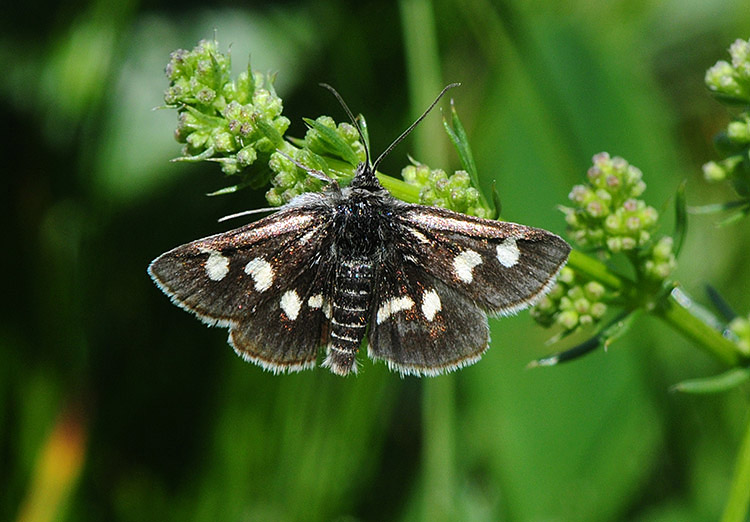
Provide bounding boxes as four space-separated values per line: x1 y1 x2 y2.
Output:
324 257 373 375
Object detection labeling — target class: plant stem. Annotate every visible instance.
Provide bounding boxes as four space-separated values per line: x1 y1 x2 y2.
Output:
566 249 626 292
655 288 742 367
721 412 750 522
399 0 447 167
566 249 744 367
421 376 457 522
376 173 422 203
399 0 458 520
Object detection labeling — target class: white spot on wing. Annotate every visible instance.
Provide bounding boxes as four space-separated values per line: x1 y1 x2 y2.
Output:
299 230 316 244
280 290 302 320
421 289 441 321
308 294 323 309
453 250 483 283
496 238 520 267
244 257 274 292
376 296 415 324
408 228 429 243
204 250 230 281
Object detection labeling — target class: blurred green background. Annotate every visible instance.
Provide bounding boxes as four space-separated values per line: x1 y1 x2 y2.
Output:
4 0 750 521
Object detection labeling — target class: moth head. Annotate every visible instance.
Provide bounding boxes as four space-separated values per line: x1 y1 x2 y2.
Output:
348 162 382 191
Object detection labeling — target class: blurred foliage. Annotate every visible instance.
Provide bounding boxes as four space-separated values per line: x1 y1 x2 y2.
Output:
3 1 750 522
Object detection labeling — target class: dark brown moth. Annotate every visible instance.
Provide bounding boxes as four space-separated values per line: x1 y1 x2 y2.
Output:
149 86 570 376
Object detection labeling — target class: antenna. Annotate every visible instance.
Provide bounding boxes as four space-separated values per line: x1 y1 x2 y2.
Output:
319 83 371 167
372 83 460 172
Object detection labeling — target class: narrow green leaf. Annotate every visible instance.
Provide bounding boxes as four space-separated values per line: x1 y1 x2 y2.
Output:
706 285 738 322
254 116 285 149
528 336 602 368
171 146 216 162
671 367 750 394
673 180 688 257
443 101 478 182
602 310 640 349
721 411 750 522
688 199 750 214
206 182 252 196
717 205 750 226
302 117 361 167
441 102 493 215
357 114 370 157
530 311 634 368
490 181 502 218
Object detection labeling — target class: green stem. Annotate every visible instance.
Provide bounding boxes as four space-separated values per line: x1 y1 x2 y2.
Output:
376 173 421 203
655 288 743 367
421 377 457 522
399 0 447 167
399 0 457 520
566 249 627 292
566 249 743 367
721 413 750 522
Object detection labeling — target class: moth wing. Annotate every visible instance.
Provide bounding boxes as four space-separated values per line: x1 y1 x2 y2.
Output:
148 206 333 373
228 258 333 372
367 256 489 376
394 206 571 315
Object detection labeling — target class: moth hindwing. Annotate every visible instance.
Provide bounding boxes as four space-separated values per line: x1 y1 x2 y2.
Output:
149 162 571 377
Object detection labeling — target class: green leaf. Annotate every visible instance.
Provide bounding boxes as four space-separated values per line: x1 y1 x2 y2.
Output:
673 180 688 257
171 146 216 162
706 285 738 322
302 117 361 167
357 114 370 158
206 182 252 196
602 310 640 349
254 115 286 149
671 367 750 394
490 181 502 218
529 311 635 368
442 101 493 215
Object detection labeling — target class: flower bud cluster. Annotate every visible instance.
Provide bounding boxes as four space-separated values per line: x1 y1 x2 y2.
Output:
702 39 750 199
563 153 676 283
401 163 489 218
705 38 750 104
531 267 608 331
167 39 290 176
728 315 750 356
700 113 749 186
265 118 365 206
641 236 677 282
562 152 655 254
303 116 366 161
265 148 325 206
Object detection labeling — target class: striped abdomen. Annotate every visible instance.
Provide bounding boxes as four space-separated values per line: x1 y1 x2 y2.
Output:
322 257 373 375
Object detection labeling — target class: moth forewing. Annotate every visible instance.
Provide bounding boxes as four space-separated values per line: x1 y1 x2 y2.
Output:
148 204 337 373
394 206 571 316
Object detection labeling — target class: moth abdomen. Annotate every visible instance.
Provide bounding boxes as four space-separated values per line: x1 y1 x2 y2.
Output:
322 257 374 375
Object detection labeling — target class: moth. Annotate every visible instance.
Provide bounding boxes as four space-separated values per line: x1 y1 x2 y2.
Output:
148 85 571 377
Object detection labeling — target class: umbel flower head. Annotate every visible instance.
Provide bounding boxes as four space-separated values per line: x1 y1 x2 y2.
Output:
402 162 489 218
705 38 750 104
165 39 290 177
561 153 655 254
